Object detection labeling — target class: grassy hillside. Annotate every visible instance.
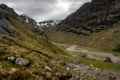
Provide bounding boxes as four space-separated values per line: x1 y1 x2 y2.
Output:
1 4 120 80
0 5 73 80
45 21 120 51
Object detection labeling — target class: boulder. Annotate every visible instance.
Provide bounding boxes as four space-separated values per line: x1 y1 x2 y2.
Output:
66 67 70 71
45 66 53 72
7 56 16 62
15 57 30 66
81 54 87 59
57 0 120 34
57 60 66 65
104 57 112 63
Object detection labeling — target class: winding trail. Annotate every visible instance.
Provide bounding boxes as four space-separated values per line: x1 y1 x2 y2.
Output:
66 45 120 63
52 42 120 80
65 45 120 80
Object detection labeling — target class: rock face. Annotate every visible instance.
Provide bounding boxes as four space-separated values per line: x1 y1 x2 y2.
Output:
0 4 18 17
0 17 13 35
20 15 37 26
58 0 120 35
20 15 46 36
0 4 17 35
0 4 44 36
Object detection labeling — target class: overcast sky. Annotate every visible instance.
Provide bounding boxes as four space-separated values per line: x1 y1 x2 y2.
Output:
0 0 91 21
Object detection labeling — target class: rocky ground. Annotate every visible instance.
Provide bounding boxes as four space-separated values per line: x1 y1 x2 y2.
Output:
66 45 120 80
67 63 120 80
53 42 120 80
66 45 120 64
53 58 120 80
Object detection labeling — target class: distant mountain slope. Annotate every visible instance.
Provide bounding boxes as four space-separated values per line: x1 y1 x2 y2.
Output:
45 21 120 50
19 15 45 36
58 0 120 35
0 4 72 79
44 0 120 51
20 14 37 26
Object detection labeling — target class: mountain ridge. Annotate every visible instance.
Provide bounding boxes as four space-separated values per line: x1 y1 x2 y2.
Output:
44 0 120 51
57 0 120 35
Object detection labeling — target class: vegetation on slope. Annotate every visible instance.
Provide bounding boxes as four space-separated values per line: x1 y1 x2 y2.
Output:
0 4 73 80
44 0 120 52
53 42 120 71
45 21 120 52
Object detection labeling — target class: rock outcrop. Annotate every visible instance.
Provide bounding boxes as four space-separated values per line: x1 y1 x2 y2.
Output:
0 4 18 18
20 15 37 26
20 15 46 36
0 4 17 35
0 17 13 35
58 0 120 35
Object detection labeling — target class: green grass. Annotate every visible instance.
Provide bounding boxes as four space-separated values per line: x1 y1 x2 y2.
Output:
53 42 120 71
0 5 120 80
0 7 73 80
77 46 120 56
68 51 120 71
78 57 120 71
45 22 120 52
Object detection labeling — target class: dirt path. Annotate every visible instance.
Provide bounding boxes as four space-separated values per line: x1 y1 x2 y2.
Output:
66 45 120 80
66 45 120 63
52 42 120 79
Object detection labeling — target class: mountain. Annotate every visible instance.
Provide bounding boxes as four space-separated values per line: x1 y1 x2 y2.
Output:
20 15 37 27
44 0 120 51
58 0 120 35
1 2 120 80
0 4 72 80
38 20 61 27
19 15 45 36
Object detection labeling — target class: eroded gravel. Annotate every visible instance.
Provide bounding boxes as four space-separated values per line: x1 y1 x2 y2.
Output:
66 45 120 63
67 63 120 80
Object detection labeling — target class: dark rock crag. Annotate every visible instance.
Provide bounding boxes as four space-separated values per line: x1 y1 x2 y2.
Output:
58 0 120 35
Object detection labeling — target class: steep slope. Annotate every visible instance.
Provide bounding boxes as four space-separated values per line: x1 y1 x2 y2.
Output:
20 14 37 26
20 15 45 36
58 0 120 35
45 0 120 51
45 21 120 50
0 4 72 80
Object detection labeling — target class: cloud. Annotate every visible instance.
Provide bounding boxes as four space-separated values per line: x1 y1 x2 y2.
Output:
0 0 91 21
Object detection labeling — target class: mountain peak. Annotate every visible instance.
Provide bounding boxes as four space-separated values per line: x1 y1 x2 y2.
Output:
58 0 120 35
0 4 15 13
20 14 37 25
0 4 18 19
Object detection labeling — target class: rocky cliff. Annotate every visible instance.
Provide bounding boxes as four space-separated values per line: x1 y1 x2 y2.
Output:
58 0 120 35
20 15 37 26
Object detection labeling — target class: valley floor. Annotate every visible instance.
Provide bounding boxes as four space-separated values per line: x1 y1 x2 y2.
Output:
66 45 120 64
52 42 120 80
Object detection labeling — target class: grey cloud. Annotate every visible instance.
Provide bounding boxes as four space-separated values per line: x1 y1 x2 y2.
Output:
0 0 91 21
